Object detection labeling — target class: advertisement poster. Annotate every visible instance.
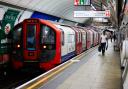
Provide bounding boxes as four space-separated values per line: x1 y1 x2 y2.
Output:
0 9 20 54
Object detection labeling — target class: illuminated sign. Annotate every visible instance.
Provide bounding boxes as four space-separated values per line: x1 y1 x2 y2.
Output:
25 19 39 23
74 10 110 17
74 0 91 6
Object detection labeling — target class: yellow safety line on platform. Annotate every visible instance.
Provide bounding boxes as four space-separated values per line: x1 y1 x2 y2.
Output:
27 62 73 89
22 46 97 89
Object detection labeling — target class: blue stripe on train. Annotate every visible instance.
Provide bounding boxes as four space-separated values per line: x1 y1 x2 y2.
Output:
61 51 76 62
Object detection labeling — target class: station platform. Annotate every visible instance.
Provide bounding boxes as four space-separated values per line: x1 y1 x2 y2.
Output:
37 40 122 89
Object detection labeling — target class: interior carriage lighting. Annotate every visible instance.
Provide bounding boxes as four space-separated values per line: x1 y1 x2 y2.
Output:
17 44 20 48
43 45 47 49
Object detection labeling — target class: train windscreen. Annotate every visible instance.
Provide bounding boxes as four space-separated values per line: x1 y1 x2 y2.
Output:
41 25 55 44
26 24 36 50
13 27 22 42
40 24 56 62
13 24 22 44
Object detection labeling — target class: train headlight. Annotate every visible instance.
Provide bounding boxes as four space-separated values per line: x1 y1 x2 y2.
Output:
43 45 47 49
17 44 20 48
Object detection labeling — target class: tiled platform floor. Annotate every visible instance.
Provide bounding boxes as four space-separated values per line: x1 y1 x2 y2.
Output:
40 41 122 89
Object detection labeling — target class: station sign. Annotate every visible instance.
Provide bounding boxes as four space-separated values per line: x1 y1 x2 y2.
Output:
74 0 91 6
74 10 110 17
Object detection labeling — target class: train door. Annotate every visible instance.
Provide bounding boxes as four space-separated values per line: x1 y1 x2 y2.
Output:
88 30 93 47
91 30 95 46
79 28 86 51
86 29 91 49
72 27 81 55
84 28 88 50
23 23 39 61
77 28 82 53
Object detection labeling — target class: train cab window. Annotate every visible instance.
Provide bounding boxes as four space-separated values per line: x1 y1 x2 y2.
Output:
26 24 36 50
41 25 55 44
13 24 22 43
40 24 56 62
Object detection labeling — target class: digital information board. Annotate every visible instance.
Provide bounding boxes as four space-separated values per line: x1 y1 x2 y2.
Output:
74 10 110 17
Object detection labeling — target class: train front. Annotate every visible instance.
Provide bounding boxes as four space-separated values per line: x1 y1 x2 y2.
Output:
12 19 61 70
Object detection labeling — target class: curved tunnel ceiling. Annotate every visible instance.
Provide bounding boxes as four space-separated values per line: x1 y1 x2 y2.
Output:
0 0 90 23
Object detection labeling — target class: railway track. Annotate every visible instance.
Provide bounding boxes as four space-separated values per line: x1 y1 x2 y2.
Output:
0 68 44 89
16 46 97 89
0 46 97 89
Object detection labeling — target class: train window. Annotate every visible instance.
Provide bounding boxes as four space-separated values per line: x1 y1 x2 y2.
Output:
58 28 64 45
26 24 36 50
68 34 75 43
61 30 64 45
82 33 84 40
79 33 80 42
83 34 86 40
77 32 79 43
72 34 75 42
80 33 82 42
13 24 22 42
79 32 81 42
40 25 55 44
68 35 71 43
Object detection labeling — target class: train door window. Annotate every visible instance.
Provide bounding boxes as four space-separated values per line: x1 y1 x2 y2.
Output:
26 24 36 50
68 34 75 43
77 32 79 43
79 32 81 42
83 33 86 41
80 32 82 42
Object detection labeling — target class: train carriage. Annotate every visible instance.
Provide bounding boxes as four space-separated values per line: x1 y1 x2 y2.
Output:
12 19 77 70
71 27 83 55
91 29 97 46
11 18 100 70
78 27 86 51
12 19 61 70
55 25 76 62
84 28 91 49
88 29 94 47
96 31 100 45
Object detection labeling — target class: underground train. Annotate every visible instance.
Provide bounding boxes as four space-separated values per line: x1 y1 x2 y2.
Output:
11 18 100 70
